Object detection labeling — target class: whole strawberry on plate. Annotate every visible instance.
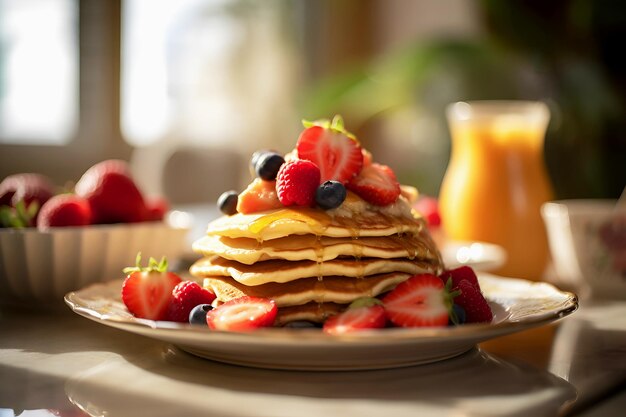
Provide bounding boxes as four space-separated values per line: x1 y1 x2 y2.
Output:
121 253 182 320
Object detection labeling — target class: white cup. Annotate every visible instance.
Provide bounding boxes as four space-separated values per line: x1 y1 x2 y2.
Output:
541 200 626 299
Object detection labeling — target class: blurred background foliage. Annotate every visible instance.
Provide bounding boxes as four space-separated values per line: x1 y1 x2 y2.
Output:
301 0 626 199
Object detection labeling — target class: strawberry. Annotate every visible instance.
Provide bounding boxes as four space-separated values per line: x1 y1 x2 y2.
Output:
361 148 373 167
323 298 386 335
75 160 147 224
37 194 92 230
442 266 481 291
166 280 216 322
347 163 401 206
237 178 282 214
206 296 277 331
414 196 441 228
0 173 55 209
453 280 493 323
276 159 321 207
0 200 40 228
382 274 456 327
145 196 169 221
121 254 182 320
296 116 363 184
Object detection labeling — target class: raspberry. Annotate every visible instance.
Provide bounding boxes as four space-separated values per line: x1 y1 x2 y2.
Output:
166 281 216 322
276 160 321 207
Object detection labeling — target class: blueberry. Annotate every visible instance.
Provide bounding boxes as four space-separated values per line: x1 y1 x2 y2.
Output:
249 150 273 176
315 181 347 210
217 190 238 215
255 152 285 181
450 304 466 325
283 320 320 329
189 304 213 326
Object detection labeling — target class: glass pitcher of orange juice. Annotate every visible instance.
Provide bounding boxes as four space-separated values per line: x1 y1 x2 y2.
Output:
439 101 553 280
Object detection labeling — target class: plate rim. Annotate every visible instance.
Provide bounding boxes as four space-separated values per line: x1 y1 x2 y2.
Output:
64 275 578 346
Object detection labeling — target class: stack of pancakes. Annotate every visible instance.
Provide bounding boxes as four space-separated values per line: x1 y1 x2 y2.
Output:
190 193 443 325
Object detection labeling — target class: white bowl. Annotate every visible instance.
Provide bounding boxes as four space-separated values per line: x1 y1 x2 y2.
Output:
541 199 625 299
0 219 189 306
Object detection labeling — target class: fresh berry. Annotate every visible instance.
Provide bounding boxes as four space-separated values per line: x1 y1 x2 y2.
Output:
236 178 282 214
296 116 363 184
442 266 481 291
283 320 319 328
362 148 373 166
0 173 55 208
454 280 493 323
166 280 217 322
323 298 386 335
145 196 169 221
75 160 147 224
255 152 285 181
206 296 277 331
276 160 321 207
121 254 182 320
382 274 455 327
414 196 441 228
315 180 347 210
249 149 276 177
449 304 466 325
0 200 40 228
189 304 213 326
217 190 239 215
347 163 401 206
37 194 92 230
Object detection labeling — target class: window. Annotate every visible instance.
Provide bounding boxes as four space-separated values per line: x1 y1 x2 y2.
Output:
0 0 78 145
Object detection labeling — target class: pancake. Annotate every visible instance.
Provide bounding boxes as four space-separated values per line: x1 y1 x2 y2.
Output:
204 198 424 241
274 302 344 325
203 272 410 307
193 231 440 265
191 256 441 286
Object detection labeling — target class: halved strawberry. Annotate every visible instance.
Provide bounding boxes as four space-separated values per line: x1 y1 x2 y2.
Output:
121 254 182 320
206 296 277 331
236 178 282 214
347 163 401 206
382 274 455 327
296 116 363 184
323 298 386 335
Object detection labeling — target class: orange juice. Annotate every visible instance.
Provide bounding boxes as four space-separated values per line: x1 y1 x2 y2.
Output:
439 101 553 280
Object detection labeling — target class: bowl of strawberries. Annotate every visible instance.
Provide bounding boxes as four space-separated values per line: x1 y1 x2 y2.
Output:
0 160 189 307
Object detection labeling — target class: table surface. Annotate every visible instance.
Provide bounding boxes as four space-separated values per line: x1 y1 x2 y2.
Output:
1 294 625 417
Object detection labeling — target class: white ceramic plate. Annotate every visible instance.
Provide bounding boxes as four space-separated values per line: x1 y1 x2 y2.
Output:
65 274 577 371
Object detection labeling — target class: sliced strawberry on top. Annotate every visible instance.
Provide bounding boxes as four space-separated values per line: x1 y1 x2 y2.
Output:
236 178 282 214
323 298 386 335
121 254 182 320
347 163 401 206
382 274 455 327
296 116 363 184
206 296 277 331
